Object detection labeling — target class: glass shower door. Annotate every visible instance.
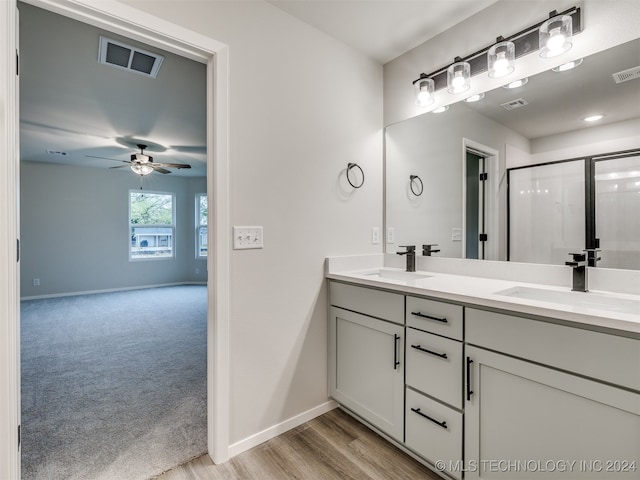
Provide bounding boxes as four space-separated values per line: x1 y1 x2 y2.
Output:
595 155 640 270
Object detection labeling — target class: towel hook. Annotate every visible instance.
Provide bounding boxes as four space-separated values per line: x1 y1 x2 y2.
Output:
410 174 423 196
347 163 365 189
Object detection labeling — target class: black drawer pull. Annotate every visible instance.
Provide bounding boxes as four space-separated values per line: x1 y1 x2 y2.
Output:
411 407 448 429
466 357 474 401
393 334 400 370
411 344 448 359
411 311 448 323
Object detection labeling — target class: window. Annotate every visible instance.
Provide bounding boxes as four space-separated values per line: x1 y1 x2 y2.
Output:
196 193 208 257
129 191 175 260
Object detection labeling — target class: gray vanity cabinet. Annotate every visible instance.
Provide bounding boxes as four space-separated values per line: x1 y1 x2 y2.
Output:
328 282 405 441
465 308 640 479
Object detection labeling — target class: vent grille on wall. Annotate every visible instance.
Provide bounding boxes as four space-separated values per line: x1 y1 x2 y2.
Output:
500 98 528 111
98 36 164 78
612 66 640 84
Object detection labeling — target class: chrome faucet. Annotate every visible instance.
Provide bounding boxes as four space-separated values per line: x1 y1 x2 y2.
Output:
422 244 440 256
565 252 588 292
397 245 416 272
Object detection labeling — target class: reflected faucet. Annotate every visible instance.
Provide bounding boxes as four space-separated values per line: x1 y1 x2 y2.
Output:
422 244 440 256
397 245 416 272
565 252 588 292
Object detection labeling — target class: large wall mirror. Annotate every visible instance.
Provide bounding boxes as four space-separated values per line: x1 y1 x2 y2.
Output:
385 38 640 270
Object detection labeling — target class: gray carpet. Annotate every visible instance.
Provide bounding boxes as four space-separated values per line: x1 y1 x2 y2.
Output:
21 285 208 480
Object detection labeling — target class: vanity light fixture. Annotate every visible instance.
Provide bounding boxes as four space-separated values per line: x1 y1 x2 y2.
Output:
465 93 485 103
539 13 573 58
552 58 583 72
503 78 529 89
413 74 435 107
447 58 471 94
488 39 515 78
410 6 581 103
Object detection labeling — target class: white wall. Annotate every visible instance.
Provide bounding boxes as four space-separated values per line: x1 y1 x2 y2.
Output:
20 161 207 297
384 0 640 126
117 0 383 447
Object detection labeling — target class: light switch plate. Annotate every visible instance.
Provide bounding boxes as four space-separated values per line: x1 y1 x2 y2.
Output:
452 228 462 242
387 227 395 244
233 226 264 250
371 227 380 245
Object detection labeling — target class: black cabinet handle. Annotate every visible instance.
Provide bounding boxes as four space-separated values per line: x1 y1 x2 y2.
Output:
466 356 474 401
393 334 400 370
411 407 447 429
411 311 448 323
411 344 448 359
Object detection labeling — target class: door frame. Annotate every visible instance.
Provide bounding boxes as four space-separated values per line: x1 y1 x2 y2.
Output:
0 0 231 477
461 138 499 261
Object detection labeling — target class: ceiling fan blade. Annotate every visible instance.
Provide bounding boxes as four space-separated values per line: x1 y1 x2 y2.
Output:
109 165 129 169
85 155 131 164
157 162 192 169
151 165 171 174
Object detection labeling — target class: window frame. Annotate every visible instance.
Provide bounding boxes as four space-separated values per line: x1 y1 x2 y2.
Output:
196 193 208 258
129 189 176 261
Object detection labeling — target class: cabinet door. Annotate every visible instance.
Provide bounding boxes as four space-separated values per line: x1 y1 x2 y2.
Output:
465 346 640 479
329 306 404 441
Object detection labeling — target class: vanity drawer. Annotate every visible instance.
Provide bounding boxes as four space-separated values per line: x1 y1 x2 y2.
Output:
466 308 640 391
329 281 404 325
406 296 463 340
406 328 463 409
405 387 462 480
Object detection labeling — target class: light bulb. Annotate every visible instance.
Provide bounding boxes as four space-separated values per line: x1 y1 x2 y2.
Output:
493 52 509 74
417 90 431 105
413 76 434 107
546 28 566 54
451 72 465 90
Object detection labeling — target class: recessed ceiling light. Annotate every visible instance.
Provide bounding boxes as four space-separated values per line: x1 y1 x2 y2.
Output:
583 114 604 122
431 105 450 113
464 93 485 103
503 78 528 89
552 58 583 72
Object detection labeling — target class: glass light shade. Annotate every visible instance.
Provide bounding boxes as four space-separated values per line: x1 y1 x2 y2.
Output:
503 77 528 89
539 15 572 58
447 61 470 94
488 41 515 78
464 93 485 103
131 164 154 175
552 58 583 72
414 76 435 107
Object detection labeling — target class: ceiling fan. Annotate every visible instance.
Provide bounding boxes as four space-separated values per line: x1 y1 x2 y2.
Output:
87 144 192 175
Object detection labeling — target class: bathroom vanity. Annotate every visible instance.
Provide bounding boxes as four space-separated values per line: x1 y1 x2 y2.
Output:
327 256 640 480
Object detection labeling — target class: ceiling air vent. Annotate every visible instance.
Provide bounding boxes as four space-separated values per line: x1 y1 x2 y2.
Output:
612 66 640 84
500 98 529 111
98 36 164 78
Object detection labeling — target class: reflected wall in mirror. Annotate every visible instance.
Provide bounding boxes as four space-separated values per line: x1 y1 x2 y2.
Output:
385 38 640 269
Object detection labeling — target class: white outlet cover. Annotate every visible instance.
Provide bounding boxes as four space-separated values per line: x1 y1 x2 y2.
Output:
233 226 264 250
387 227 395 244
371 227 380 245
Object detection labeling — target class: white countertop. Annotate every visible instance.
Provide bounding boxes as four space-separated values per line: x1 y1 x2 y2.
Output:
326 255 640 336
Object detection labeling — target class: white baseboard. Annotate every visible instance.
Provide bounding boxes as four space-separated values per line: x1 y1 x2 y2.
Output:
20 281 207 301
228 400 338 458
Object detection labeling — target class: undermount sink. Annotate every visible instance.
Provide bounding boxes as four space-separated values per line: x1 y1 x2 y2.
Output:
364 268 433 282
495 286 640 315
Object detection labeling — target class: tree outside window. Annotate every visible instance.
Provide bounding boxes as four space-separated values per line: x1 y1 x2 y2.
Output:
197 194 208 257
130 191 175 260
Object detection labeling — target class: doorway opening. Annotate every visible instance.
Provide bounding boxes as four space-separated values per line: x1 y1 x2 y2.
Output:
462 139 499 261
2 1 230 478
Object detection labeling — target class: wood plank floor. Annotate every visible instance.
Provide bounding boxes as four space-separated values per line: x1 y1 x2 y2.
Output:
155 408 442 480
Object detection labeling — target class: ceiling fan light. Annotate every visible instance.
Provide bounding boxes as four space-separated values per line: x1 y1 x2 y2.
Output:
131 164 154 175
